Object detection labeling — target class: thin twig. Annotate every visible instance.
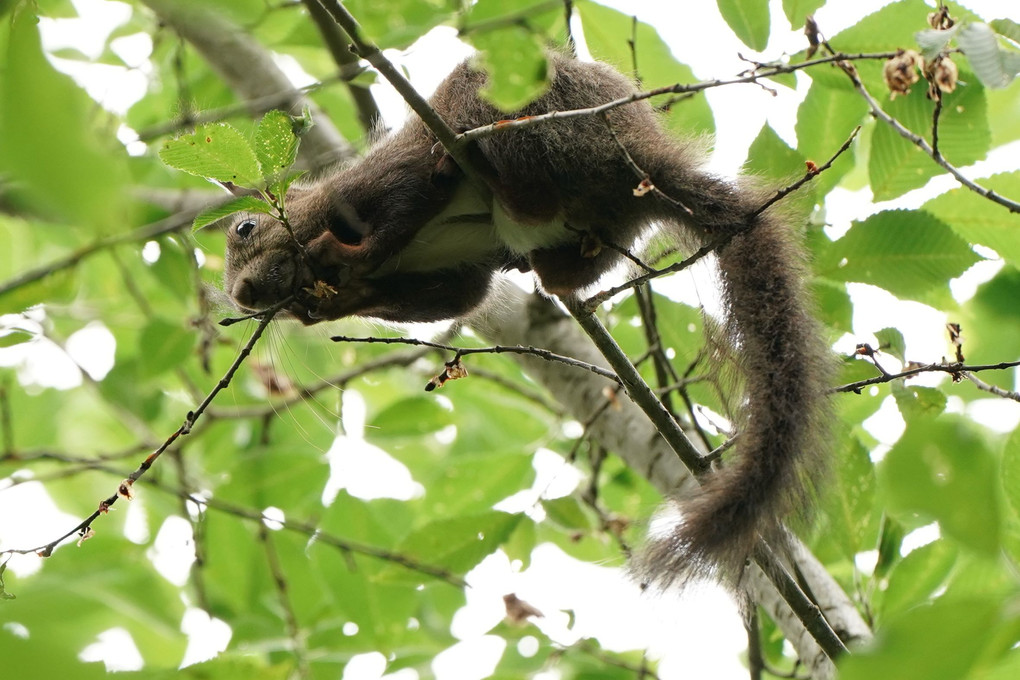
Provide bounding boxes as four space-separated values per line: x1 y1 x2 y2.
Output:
583 125 860 310
259 525 311 679
137 76 344 142
313 0 490 196
0 299 289 558
0 202 222 299
963 372 1020 402
835 359 1020 393
458 52 897 145
330 335 621 384
300 0 380 132
836 60 1020 213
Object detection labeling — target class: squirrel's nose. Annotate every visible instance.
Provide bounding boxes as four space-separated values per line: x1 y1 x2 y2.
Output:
231 276 265 310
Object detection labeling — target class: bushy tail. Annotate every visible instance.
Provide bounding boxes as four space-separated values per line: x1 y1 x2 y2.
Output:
635 209 833 588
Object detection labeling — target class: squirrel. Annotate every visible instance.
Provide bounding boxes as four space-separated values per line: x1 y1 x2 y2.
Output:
223 54 832 587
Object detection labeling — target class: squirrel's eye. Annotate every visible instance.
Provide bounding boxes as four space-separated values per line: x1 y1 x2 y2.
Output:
236 219 256 239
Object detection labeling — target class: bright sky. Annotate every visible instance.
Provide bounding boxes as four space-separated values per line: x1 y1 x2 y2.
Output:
4 0 1020 678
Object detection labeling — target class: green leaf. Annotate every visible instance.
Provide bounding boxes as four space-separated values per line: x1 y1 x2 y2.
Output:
818 434 877 558
429 451 535 516
782 0 825 28
394 511 522 575
717 0 770 52
879 416 1000 555
0 5 128 231
874 327 906 362
745 124 816 219
878 539 957 620
0 329 33 347
137 317 197 379
821 210 981 306
254 110 300 184
339 0 454 49
795 81 867 194
892 383 947 421
922 172 1020 267
542 495 596 531
0 264 77 316
839 598 1011 680
576 1 714 136
958 22 1018 88
159 123 263 188
874 515 906 579
959 269 1020 376
1001 428 1020 520
367 396 455 438
472 28 550 112
991 18 1020 44
193 195 274 232
829 0 932 53
869 78 990 201
1 628 107 680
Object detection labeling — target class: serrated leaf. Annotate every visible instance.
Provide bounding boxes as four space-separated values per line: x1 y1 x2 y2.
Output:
746 124 816 218
339 0 452 49
869 78 990 201
159 123 263 188
795 81 866 194
922 172 1020 267
880 416 1000 555
958 22 1017 89
958 269 1020 391
874 327 906 362
193 195 274 232
254 110 300 183
821 210 981 305
576 1 714 137
718 0 770 52
991 18 1020 44
829 0 932 54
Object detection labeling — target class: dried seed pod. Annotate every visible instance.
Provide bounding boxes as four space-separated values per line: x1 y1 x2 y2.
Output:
926 54 959 96
883 49 922 98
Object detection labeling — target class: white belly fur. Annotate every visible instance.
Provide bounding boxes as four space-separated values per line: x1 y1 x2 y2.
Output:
374 183 572 275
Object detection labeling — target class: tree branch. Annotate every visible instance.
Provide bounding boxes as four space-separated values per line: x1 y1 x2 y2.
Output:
0 299 288 558
836 59 1020 213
